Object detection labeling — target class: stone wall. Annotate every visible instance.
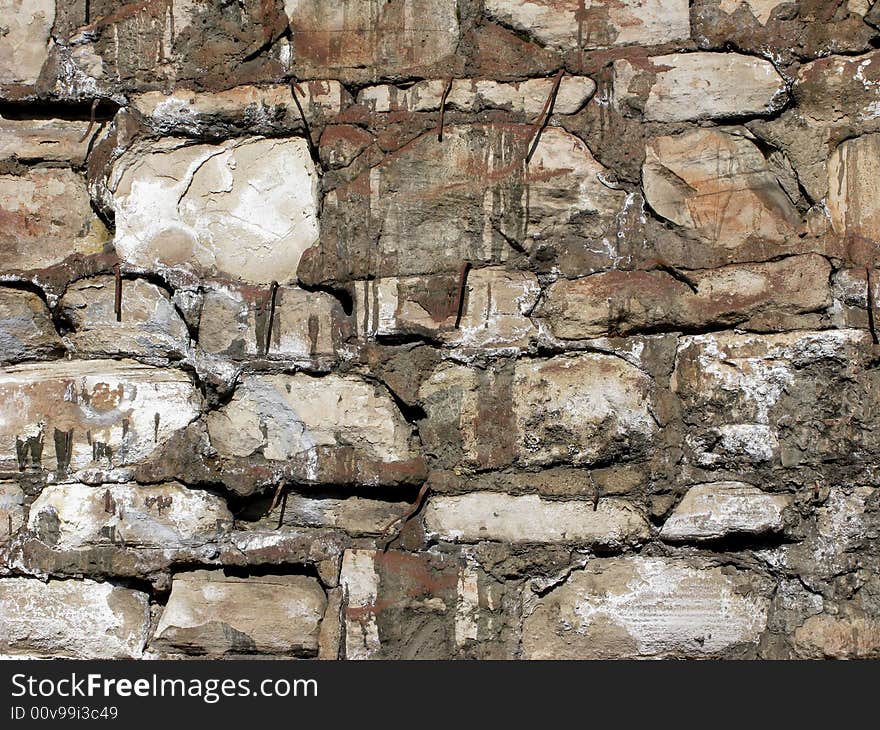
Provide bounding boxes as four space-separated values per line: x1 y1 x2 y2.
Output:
1 0 879 660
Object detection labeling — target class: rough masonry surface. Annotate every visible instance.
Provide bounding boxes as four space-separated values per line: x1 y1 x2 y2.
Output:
0 0 879 660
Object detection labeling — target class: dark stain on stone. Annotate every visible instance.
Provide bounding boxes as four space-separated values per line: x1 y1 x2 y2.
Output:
53 428 74 473
92 441 112 463
15 430 44 471
103 489 116 515
308 313 320 355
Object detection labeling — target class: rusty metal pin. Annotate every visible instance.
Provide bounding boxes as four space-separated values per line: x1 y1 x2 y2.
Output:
454 261 472 329
114 263 122 322
379 482 430 551
867 267 878 344
437 77 453 142
276 491 288 530
78 98 100 143
269 480 285 514
526 69 565 164
264 280 279 355
291 80 320 165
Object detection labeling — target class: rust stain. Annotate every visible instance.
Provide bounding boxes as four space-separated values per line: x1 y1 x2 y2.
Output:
90 383 125 412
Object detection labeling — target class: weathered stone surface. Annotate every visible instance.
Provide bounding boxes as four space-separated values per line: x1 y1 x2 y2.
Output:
355 267 539 349
522 558 771 658
318 587 343 659
540 255 831 338
198 283 350 362
827 134 880 245
340 549 382 660
60 276 190 360
354 275 461 341
0 481 24 543
269 495 409 536
319 124 374 169
692 0 876 62
452 268 540 349
110 137 319 284
718 0 785 24
301 124 624 285
28 482 231 551
673 329 873 467
0 117 94 164
613 53 787 121
420 353 655 470
761 486 880 593
424 493 650 546
0 577 149 658
131 81 350 137
466 20 562 81
0 360 202 478
0 169 110 273
287 0 461 83
485 0 690 50
513 355 656 467
0 288 63 363
660 482 791 541
357 76 596 115
207 373 422 485
57 1 290 96
829 266 878 329
203 528 345 585
0 0 54 87
340 549 512 659
151 571 326 657
794 610 880 659
749 50 880 205
2 0 877 662
643 128 802 257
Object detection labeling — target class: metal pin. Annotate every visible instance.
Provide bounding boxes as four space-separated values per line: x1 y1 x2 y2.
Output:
78 98 99 143
454 261 472 329
437 77 453 142
867 268 879 344
276 492 288 530
114 263 122 322
291 81 320 165
526 69 565 164
379 482 430 551
264 281 279 355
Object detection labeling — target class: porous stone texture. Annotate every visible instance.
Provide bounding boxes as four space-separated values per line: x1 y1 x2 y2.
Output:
27 482 232 551
0 577 149 659
1 0 878 661
59 276 190 360
424 493 650 546
151 571 326 657
0 168 110 273
109 137 320 284
660 482 791 541
522 558 772 658
0 0 55 88
0 289 63 363
613 52 787 122
485 0 690 51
